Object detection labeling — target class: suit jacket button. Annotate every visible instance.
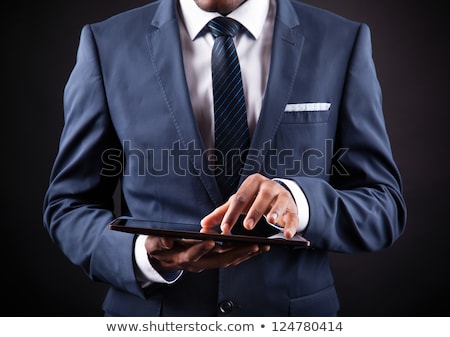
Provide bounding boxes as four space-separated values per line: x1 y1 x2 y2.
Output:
218 300 234 314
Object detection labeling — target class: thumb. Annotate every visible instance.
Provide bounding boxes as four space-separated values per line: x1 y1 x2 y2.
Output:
144 235 174 254
200 202 230 228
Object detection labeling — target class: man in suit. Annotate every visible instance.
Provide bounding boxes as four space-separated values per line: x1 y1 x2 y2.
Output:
43 0 407 316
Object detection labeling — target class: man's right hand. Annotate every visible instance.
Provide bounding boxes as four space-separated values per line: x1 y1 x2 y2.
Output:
144 235 270 273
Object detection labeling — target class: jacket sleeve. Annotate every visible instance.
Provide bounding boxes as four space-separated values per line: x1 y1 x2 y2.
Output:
296 24 407 252
43 25 145 298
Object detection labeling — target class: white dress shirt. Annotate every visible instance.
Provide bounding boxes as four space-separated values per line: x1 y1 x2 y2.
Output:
134 0 309 286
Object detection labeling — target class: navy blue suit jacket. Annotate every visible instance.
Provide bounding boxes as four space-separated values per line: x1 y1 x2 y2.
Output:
43 0 406 316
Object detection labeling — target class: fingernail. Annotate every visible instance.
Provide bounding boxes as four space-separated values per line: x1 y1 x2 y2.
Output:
248 245 259 255
244 218 254 230
268 212 278 224
261 245 271 253
286 228 296 239
221 223 229 233
204 240 215 250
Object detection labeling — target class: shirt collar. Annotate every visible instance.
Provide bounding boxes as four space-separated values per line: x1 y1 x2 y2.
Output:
178 0 270 40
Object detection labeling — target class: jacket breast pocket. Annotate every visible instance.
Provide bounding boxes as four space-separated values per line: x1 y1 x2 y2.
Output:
281 109 331 124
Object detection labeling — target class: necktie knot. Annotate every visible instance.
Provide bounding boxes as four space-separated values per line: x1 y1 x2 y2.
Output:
208 17 241 39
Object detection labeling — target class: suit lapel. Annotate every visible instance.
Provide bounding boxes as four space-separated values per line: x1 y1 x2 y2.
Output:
242 0 305 180
146 1 223 205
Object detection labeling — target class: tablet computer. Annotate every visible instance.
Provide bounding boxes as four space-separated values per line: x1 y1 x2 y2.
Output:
108 217 310 247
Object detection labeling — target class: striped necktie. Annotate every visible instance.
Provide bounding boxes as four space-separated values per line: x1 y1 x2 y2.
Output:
208 17 250 200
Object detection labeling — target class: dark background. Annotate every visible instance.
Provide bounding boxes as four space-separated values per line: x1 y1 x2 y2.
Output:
3 0 449 316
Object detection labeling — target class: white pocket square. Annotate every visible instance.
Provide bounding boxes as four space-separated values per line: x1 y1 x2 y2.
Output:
285 103 331 112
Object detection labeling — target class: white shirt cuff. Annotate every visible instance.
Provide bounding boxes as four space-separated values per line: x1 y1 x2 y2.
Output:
134 234 183 287
273 178 310 233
